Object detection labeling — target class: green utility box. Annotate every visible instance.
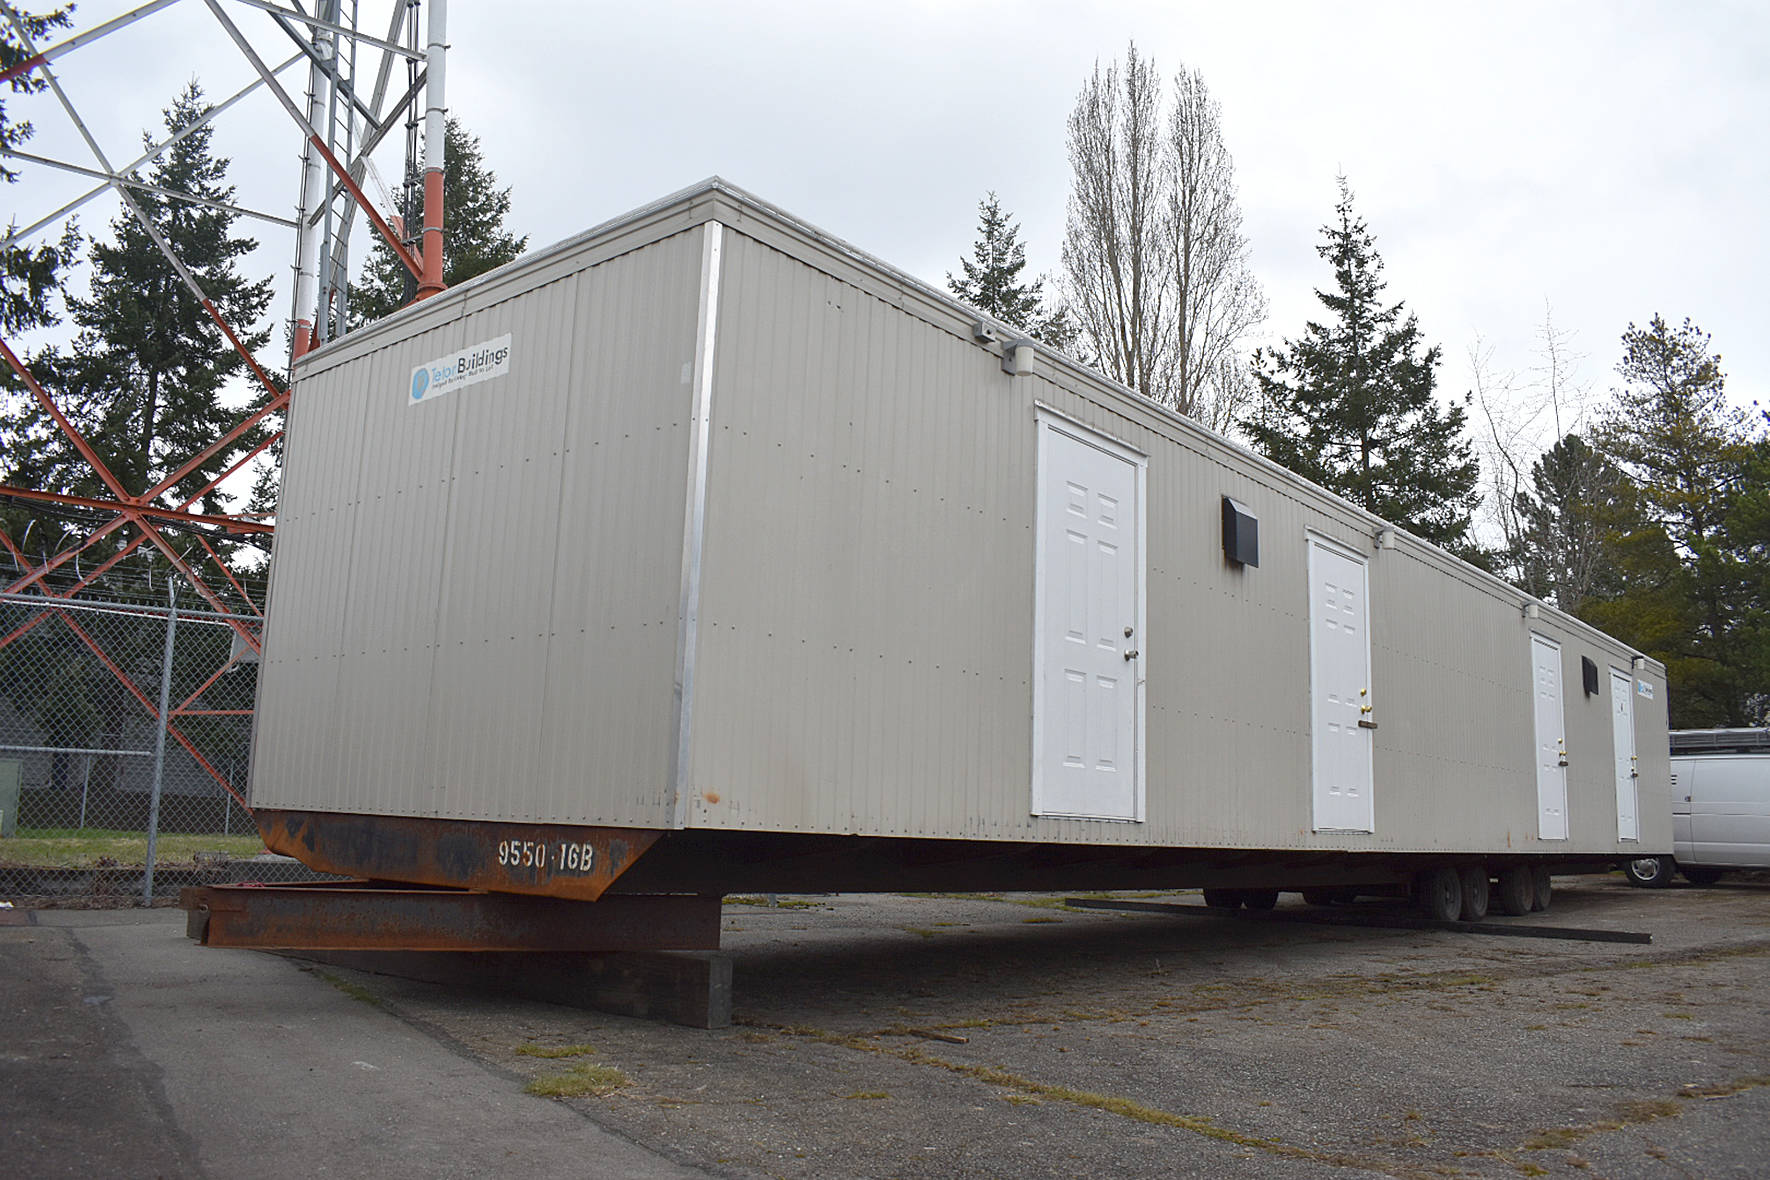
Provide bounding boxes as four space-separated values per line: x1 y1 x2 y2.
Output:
0 759 20 838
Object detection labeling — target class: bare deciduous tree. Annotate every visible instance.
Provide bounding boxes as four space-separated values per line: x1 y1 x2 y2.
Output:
1061 46 1265 431
1061 47 1174 406
1469 303 1599 592
1165 67 1266 431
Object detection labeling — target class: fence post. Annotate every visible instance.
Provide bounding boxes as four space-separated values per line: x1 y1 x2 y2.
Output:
143 579 178 905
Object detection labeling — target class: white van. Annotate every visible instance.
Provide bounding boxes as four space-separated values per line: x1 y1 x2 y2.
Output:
1626 729 1770 886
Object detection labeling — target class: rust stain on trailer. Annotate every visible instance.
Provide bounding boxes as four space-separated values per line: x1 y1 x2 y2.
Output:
255 809 663 901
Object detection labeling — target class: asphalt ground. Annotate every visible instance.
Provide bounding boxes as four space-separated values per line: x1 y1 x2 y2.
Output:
3 874 1768 1179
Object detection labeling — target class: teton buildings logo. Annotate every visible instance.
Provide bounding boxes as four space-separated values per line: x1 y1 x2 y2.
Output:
409 333 513 406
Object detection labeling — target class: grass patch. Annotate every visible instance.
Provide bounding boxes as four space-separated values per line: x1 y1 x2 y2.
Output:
310 969 383 1008
748 1019 1391 1173
1679 1075 1770 1100
722 894 823 908
0 830 267 868
842 1091 888 1100
1522 1097 1683 1151
515 1042 595 1059
524 1063 629 1099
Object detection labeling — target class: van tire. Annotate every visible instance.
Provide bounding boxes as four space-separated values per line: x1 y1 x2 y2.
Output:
1202 889 1240 909
1495 866 1534 915
1301 889 1340 907
1624 857 1675 887
1680 866 1725 886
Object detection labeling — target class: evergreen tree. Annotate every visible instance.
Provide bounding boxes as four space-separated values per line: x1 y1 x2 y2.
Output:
1719 424 1770 723
1589 316 1764 725
3 82 274 551
1509 434 1631 613
0 4 74 337
947 192 1073 350
1246 178 1479 550
350 117 527 324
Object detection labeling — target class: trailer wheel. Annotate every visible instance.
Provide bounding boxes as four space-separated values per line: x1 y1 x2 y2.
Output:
1680 866 1725 886
1301 889 1340 907
1202 889 1240 909
1457 866 1490 921
1530 865 1553 912
1418 867 1463 922
1495 866 1533 915
1623 857 1674 888
1241 889 1279 911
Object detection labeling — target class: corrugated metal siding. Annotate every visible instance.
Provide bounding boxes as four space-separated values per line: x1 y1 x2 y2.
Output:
685 224 1664 855
252 228 705 825
687 233 1035 839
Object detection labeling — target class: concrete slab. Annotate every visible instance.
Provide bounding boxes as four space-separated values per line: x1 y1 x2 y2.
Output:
4 910 708 1179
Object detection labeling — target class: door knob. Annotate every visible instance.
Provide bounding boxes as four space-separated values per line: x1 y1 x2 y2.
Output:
1123 649 1139 661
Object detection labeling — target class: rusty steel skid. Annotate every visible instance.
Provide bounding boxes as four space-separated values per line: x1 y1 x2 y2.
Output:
180 883 722 952
255 809 663 901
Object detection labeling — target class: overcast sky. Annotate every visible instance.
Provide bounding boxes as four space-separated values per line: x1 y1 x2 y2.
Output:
14 0 1769 454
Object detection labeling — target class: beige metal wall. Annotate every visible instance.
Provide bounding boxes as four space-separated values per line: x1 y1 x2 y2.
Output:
684 218 1668 856
252 225 708 826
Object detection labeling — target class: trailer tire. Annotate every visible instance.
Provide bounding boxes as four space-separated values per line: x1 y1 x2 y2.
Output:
1458 866 1490 921
1530 865 1553 912
1495 866 1533 915
1241 889 1280 911
1202 889 1240 909
1680 866 1725 886
1302 889 1340 907
1624 857 1674 888
1418 867 1463 922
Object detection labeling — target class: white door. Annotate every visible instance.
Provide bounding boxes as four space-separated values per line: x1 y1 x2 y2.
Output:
1033 417 1144 821
1309 538 1374 832
1610 669 1638 841
1532 635 1568 840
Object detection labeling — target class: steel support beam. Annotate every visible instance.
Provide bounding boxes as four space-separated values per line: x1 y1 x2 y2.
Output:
182 884 723 952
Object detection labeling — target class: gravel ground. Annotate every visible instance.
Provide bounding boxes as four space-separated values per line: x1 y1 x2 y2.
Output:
336 874 1770 1179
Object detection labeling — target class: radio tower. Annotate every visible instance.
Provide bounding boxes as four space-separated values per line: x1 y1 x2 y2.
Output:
0 0 449 810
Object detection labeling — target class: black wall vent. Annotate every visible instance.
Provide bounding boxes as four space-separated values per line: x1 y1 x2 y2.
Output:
1222 497 1259 567
1582 656 1600 697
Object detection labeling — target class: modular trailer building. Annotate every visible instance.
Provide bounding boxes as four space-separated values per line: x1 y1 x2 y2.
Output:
249 179 1670 916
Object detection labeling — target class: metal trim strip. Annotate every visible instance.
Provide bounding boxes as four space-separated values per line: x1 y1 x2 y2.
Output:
669 221 725 829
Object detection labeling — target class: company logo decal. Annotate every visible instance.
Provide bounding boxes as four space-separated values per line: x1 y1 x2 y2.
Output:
408 333 512 406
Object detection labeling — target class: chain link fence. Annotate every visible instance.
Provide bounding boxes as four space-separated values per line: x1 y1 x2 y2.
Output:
0 579 328 904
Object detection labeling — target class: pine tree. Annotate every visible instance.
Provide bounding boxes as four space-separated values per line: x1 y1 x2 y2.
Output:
1510 434 1631 613
4 82 273 529
0 5 78 563
350 117 527 324
1588 316 1765 725
947 192 1073 349
0 4 74 337
1246 178 1479 550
